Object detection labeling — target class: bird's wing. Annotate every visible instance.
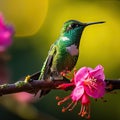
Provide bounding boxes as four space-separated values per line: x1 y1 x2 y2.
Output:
39 44 57 80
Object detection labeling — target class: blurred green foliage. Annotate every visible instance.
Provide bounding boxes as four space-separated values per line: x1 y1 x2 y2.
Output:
0 0 120 120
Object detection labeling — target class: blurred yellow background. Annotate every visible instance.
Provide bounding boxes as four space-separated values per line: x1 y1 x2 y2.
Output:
0 0 120 120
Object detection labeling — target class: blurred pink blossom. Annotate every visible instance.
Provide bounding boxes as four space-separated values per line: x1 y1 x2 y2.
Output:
0 13 14 52
13 92 34 104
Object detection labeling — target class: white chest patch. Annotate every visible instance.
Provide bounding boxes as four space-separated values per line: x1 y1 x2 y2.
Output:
66 44 79 56
61 36 70 41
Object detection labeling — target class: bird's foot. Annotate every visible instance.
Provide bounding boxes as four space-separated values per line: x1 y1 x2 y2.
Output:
60 70 72 80
24 75 33 83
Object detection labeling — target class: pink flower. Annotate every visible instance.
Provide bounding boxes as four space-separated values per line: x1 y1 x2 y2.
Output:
0 13 14 52
13 92 34 104
56 65 106 119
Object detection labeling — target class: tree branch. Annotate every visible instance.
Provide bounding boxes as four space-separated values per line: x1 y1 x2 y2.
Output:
0 79 70 96
105 79 120 92
0 71 119 96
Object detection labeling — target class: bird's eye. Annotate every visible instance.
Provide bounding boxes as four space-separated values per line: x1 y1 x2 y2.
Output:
66 23 80 32
69 23 79 29
71 23 77 29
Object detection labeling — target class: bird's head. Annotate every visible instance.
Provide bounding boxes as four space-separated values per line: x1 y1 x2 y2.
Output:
60 20 105 36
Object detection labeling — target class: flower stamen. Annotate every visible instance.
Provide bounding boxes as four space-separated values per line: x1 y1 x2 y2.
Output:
56 95 70 106
61 101 78 112
62 101 74 112
68 101 77 111
78 104 90 119
84 78 97 91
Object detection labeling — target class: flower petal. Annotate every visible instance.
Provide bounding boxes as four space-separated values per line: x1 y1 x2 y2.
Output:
84 79 106 98
89 65 105 81
75 67 89 84
81 93 90 104
71 85 84 101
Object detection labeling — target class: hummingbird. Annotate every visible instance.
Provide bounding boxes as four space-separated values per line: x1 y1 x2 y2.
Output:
33 20 105 97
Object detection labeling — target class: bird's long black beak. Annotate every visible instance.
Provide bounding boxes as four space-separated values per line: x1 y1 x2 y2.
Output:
85 21 105 26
